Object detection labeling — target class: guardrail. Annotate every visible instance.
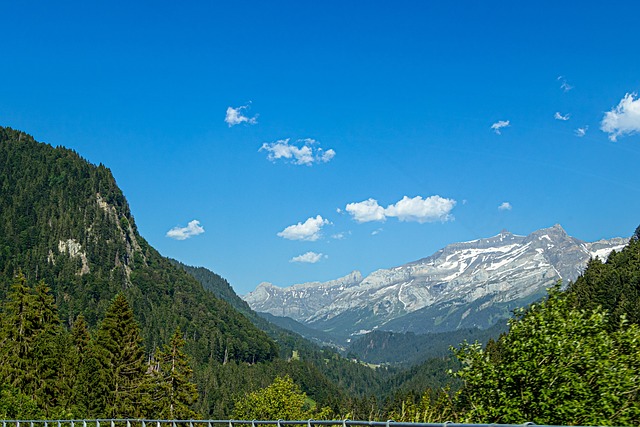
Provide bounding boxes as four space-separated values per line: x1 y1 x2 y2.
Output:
0 419 594 427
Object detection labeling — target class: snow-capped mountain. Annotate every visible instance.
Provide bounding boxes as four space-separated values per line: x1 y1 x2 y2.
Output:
243 225 627 339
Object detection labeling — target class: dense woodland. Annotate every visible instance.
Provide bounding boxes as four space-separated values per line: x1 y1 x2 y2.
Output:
3 126 640 424
0 127 448 419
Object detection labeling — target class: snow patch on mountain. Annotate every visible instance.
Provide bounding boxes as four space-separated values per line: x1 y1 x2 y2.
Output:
243 225 628 338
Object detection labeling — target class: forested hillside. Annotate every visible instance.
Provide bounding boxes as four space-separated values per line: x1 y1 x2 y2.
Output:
171 260 397 406
0 126 449 419
0 127 292 417
347 322 507 366
0 127 277 364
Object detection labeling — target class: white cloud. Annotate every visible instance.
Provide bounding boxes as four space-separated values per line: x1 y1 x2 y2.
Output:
371 228 383 236
345 199 386 223
385 195 456 223
260 138 336 165
575 126 588 137
554 112 570 121
289 251 326 263
491 120 510 134
331 232 349 240
498 202 512 211
225 104 258 127
345 196 456 224
601 93 640 141
166 220 205 240
319 148 336 163
277 215 330 241
557 76 573 92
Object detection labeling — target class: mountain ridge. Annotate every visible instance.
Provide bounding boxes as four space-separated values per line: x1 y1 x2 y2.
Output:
244 224 627 341
0 126 278 364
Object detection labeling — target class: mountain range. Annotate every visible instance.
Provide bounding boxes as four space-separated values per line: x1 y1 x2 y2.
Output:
244 225 627 342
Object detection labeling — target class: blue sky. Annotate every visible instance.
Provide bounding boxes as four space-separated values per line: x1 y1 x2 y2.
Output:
2 1 640 294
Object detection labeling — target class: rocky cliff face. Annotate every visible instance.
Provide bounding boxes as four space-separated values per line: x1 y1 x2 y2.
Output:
247 270 363 321
243 225 628 339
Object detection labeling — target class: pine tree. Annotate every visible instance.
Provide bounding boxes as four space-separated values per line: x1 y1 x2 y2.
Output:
68 314 105 417
149 328 199 419
30 279 66 413
0 272 37 389
71 314 91 354
94 293 148 418
0 273 68 415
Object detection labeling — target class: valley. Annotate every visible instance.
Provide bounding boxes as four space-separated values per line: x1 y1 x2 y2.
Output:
244 226 626 347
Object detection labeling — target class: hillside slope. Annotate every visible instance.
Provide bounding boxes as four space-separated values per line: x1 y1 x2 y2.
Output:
0 126 278 365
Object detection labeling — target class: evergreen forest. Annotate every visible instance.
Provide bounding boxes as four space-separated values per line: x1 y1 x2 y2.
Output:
2 126 640 425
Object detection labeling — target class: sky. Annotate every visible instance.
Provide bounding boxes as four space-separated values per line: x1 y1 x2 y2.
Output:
2 1 640 295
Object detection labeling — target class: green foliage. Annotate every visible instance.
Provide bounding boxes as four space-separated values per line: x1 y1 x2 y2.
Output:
453 285 640 425
0 381 42 419
94 293 148 418
149 328 199 419
347 323 506 366
0 272 69 416
387 387 457 423
569 235 640 326
232 375 332 421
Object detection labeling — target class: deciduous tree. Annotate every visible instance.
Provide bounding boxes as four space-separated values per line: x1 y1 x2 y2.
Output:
453 285 640 426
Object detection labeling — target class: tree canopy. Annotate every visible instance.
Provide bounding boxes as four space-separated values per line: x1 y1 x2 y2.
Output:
232 375 331 421
453 285 640 425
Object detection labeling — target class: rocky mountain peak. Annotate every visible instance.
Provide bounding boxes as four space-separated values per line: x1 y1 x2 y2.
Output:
243 225 628 342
